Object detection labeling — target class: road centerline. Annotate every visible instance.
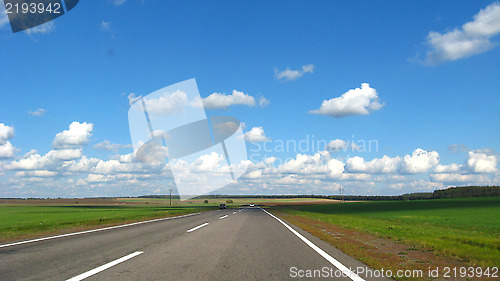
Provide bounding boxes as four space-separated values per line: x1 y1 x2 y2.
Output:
261 208 365 281
186 222 209 233
66 251 143 281
220 215 228 219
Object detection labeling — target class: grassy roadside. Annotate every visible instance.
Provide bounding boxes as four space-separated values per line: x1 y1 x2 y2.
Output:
273 197 499 280
0 204 213 243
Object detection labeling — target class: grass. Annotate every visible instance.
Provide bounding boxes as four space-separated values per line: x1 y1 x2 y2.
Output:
277 197 500 267
0 205 212 241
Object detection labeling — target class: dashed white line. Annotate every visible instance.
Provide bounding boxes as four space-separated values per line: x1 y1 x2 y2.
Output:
219 215 228 219
66 251 143 281
0 212 201 249
261 208 365 281
233 211 237 214
186 222 209 232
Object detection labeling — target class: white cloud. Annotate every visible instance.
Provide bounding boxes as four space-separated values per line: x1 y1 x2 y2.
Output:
434 163 461 173
214 122 239 135
26 21 56 34
424 2 500 64
326 139 359 152
327 159 345 177
127 93 142 106
258 97 270 107
109 0 128 6
243 127 269 142
100 21 112 32
430 173 491 184
50 149 83 161
0 142 16 158
53 122 94 149
346 155 402 174
143 90 189 115
275 64 315 81
93 140 132 152
466 151 497 173
202 90 256 110
28 108 46 116
401 148 440 173
278 151 331 175
310 83 384 117
0 123 14 144
0 123 16 158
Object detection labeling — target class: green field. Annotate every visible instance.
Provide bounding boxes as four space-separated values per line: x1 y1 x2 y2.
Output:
278 197 500 267
0 205 211 242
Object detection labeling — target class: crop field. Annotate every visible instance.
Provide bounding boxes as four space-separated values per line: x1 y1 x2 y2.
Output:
277 197 500 268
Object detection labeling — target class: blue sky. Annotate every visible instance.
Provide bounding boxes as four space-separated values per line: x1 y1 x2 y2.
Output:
0 0 499 198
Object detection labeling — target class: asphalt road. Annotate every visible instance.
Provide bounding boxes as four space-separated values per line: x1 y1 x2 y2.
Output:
0 207 390 280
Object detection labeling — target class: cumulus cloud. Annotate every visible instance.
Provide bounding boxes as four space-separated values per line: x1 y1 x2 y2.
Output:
202 90 256 110
275 64 315 81
53 122 94 149
243 127 269 142
466 151 497 173
401 148 440 173
93 140 132 152
433 163 461 173
0 123 15 144
346 155 402 174
28 108 47 116
143 90 189 115
0 123 16 158
326 139 359 152
310 83 384 117
424 2 500 64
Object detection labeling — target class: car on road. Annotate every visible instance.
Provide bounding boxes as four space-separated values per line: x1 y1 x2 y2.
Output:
249 204 255 207
219 204 226 209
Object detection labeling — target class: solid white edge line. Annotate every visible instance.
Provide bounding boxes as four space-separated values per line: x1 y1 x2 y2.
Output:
220 215 228 219
186 222 209 232
0 212 201 249
66 251 143 281
261 208 365 281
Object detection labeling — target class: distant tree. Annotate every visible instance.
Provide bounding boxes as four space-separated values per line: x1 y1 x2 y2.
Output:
226 199 233 203
204 199 209 204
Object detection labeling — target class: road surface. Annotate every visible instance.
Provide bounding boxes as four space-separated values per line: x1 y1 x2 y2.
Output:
0 207 390 280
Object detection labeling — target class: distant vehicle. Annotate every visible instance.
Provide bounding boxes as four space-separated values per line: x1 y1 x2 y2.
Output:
249 204 255 207
219 203 226 209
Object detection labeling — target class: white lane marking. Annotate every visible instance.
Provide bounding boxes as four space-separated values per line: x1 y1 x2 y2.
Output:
0 212 201 249
238 210 241 212
66 251 143 281
220 215 228 219
233 211 237 214
186 222 209 233
261 208 365 281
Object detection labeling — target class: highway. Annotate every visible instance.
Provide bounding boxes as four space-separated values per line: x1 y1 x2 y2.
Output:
0 207 390 280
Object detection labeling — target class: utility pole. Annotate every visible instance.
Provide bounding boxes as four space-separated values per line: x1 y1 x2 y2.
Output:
169 188 172 206
340 186 344 203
